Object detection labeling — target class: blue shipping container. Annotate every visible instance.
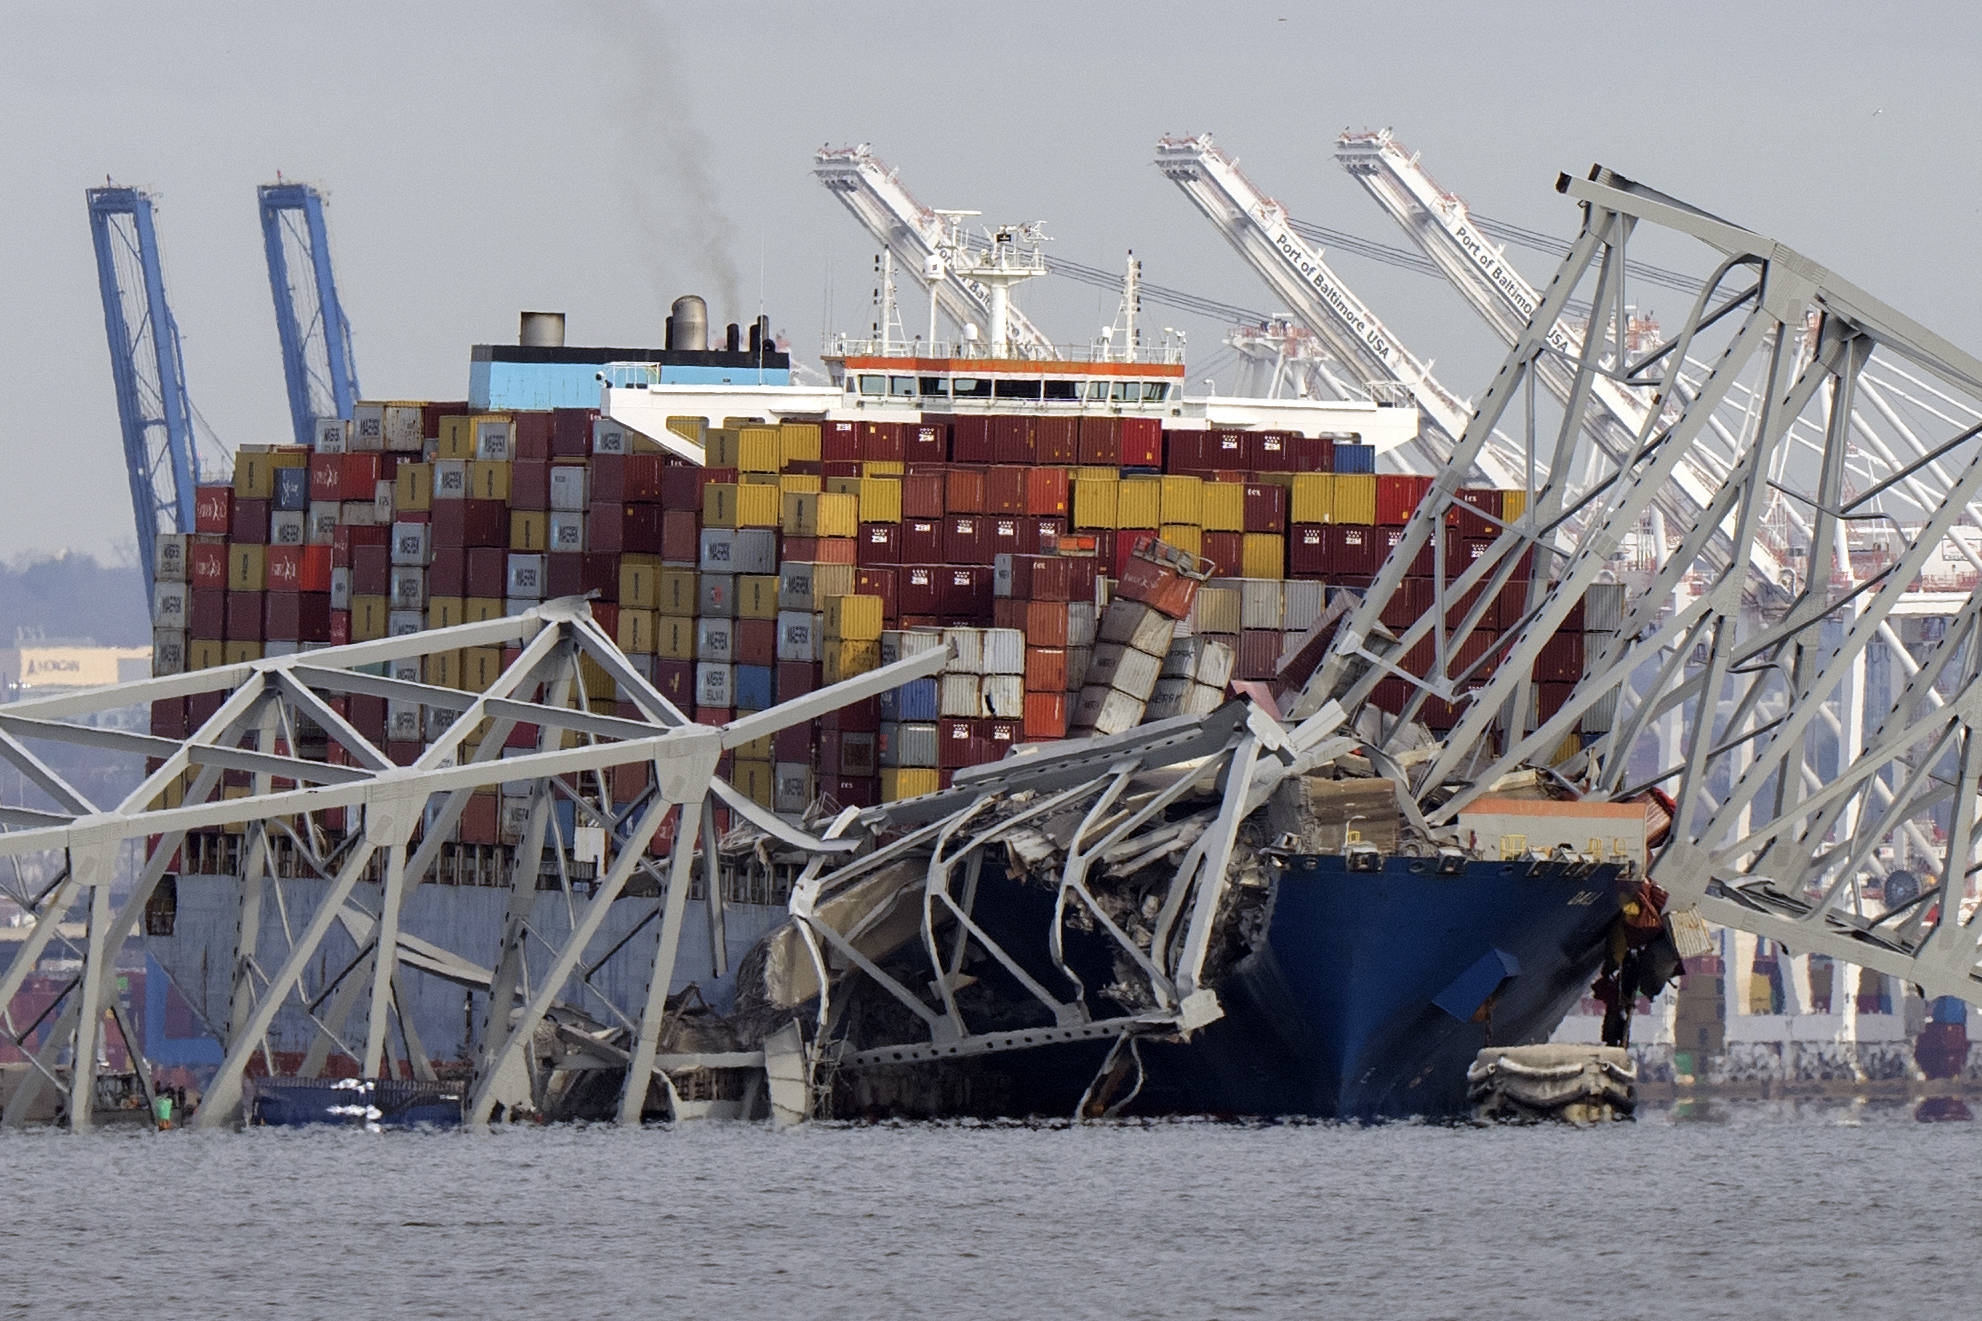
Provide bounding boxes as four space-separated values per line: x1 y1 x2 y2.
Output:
733 663 775 711
1334 443 1376 474
273 466 311 511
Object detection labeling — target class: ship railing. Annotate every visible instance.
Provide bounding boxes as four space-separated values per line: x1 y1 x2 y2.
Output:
820 336 1185 366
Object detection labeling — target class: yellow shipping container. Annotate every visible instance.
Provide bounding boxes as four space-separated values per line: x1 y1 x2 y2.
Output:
462 647 503 690
1074 466 1121 484
469 460 511 502
509 510 546 550
438 416 476 459
1202 482 1246 532
655 616 695 660
881 767 941 801
1290 474 1334 524
858 478 902 524
778 472 822 495
738 576 780 620
1159 524 1203 557
703 483 739 528
350 595 388 641
741 470 781 486
619 555 660 609
428 650 463 688
228 544 266 592
824 594 884 641
780 422 822 463
464 598 502 623
705 428 742 468
781 491 818 536
188 639 225 670
578 654 617 700
732 730 775 760
1333 474 1377 525
618 608 657 654
396 463 433 512
232 446 276 499
1117 476 1163 530
862 460 905 477
1160 475 1203 526
736 482 780 528
824 475 860 496
816 491 858 537
657 568 699 617
738 426 781 472
1502 488 1528 523
1241 533 1286 579
822 638 880 683
667 416 707 449
733 758 776 809
428 596 465 630
1073 478 1119 530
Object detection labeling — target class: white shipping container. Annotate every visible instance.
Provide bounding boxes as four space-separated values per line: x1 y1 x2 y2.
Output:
548 511 586 552
154 533 189 584
1193 585 1241 635
992 553 1015 598
1071 684 1144 736
151 629 186 676
385 700 422 742
307 503 339 544
732 529 777 575
269 511 306 546
388 657 421 685
981 674 1026 717
775 610 818 662
774 763 816 814
1585 581 1626 633
389 567 427 610
780 561 855 612
329 566 351 611
940 673 985 718
896 722 940 768
1283 580 1325 633
505 598 535 617
432 459 469 500
695 662 734 708
983 628 1025 675
374 480 395 523
698 573 735 618
1581 687 1619 734
424 705 464 740
623 653 656 681
1066 645 1092 690
312 417 349 453
549 465 589 511
351 403 386 452
383 404 424 451
507 553 546 599
1067 601 1098 648
387 609 424 637
475 419 514 461
1196 638 1235 689
1098 600 1175 655
263 639 300 659
699 528 736 571
1106 644 1164 701
696 618 735 662
593 418 628 455
1181 681 1225 716
880 628 946 666
1146 676 1190 721
392 521 430 567
1239 578 1284 631
151 580 187 630
339 501 379 527
942 627 985 675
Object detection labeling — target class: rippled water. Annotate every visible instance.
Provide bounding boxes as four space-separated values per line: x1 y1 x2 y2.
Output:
4 1103 1975 1319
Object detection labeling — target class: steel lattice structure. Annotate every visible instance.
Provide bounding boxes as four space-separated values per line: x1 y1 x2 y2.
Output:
1316 165 1982 1006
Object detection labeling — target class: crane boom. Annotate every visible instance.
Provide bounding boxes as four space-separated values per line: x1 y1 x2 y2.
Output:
1335 130 1786 586
258 182 361 449
1153 134 1518 483
813 145 1057 357
87 186 200 598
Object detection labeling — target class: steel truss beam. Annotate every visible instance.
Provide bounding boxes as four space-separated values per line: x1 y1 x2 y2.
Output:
1316 164 1982 1006
0 597 947 1130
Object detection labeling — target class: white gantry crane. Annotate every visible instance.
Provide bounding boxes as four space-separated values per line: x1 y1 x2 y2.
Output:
1153 134 1519 484
813 144 1057 358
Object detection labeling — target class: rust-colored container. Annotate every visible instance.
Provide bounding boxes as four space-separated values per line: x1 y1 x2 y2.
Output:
1019 516 1067 555
1077 416 1120 466
1023 691 1068 739
195 485 233 533
1327 525 1381 576
950 416 992 463
1025 601 1070 647
1375 474 1433 527
1116 551 1201 620
1243 483 1287 533
987 515 1023 561
1248 431 1289 472
1035 417 1078 465
1121 417 1163 467
944 515 986 563
861 420 905 462
857 522 900 566
822 419 860 462
906 421 948 463
1025 646 1067 691
898 565 942 615
855 566 898 621
900 518 942 563
1203 531 1247 578
902 472 946 519
1449 487 1503 538
1165 429 1203 474
945 465 987 513
986 466 1028 514
1236 628 1282 680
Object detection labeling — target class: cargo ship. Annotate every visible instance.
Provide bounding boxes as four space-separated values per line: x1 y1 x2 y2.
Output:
140 288 1644 1121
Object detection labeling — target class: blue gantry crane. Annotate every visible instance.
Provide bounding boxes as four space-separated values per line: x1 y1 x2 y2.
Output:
258 182 360 448
87 185 202 597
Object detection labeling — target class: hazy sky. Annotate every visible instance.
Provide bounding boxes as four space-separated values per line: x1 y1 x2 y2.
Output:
3 0 1978 563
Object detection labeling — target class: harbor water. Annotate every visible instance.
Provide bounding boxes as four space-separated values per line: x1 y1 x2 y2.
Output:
8 1104 1979 1318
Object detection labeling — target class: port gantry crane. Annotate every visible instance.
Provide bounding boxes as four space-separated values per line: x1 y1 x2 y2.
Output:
258 182 361 449
1152 134 1519 485
87 186 205 598
813 144 1058 358
1312 163 1982 1012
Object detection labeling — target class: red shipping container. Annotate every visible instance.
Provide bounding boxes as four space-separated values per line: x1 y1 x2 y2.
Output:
899 565 942 615
990 415 1034 465
1286 526 1326 578
1535 630 1585 683
329 611 350 646
151 697 191 739
821 461 860 479
857 522 900 566
1249 431 1290 472
1025 601 1070 647
1376 474 1433 527
902 472 945 519
735 618 777 666
265 545 303 591
1289 433 1333 472
588 454 627 503
985 719 1021 760
1035 417 1078 465
906 422 948 463
1121 416 1162 467
943 515 985 563
1023 467 1070 518
1203 430 1247 471
987 515 1023 561
548 409 589 457
814 537 858 566
1077 415 1120 466
938 717 985 769
231 498 270 545
945 466 986 513
226 591 264 641
428 545 466 597
1117 549 1200 620
190 538 228 589
950 416 991 464
1328 525 1382 576
622 454 668 501
1243 484 1287 534
986 466 1027 514
1024 646 1067 691
265 591 333 642
823 419 860 461
830 776 879 809
661 510 700 562
1023 691 1068 739
593 602 619 639
1237 629 1282 680
341 453 382 499
1027 555 1073 601
1449 487 1504 539
659 464 707 511
466 547 507 598
188 587 225 638
652 659 695 708
1165 429 1204 474
940 565 994 621
773 721 813 763
351 543 391 595
508 460 549 511
194 486 233 533
855 567 898 621
432 499 507 547
993 598 1028 630
308 453 342 502
861 420 905 462
588 503 627 554
1065 556 1099 603
822 696 880 732
1019 516 1068 556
